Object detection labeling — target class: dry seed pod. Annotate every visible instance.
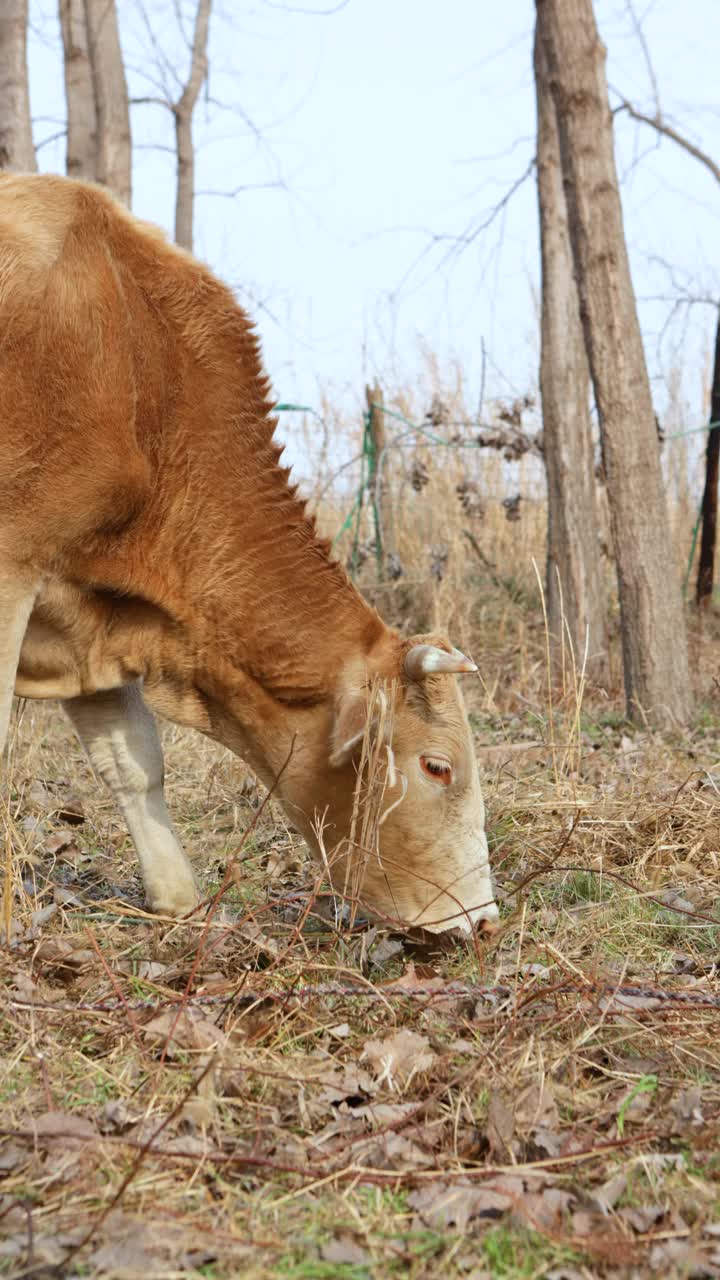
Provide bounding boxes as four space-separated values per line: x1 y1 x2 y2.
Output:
429 544 449 581
347 539 374 571
425 394 450 427
456 479 485 520
410 458 430 492
385 552 404 581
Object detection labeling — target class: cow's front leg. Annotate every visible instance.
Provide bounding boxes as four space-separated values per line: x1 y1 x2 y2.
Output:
63 682 200 917
0 573 38 754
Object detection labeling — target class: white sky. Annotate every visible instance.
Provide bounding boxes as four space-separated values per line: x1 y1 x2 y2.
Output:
28 1 720 453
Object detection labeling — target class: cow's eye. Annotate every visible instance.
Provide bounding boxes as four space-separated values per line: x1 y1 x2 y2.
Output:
420 755 452 786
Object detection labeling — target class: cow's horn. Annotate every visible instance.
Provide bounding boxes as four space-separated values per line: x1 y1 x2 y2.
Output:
404 644 478 680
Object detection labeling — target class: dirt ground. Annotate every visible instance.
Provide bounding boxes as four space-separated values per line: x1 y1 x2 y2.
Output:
2 586 720 1280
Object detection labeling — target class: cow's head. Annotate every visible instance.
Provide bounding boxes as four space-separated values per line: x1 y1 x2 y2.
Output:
293 632 498 935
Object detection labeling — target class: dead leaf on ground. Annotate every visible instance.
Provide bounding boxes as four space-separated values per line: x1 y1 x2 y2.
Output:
180 1096 216 1130
571 1209 605 1237
409 1177 523 1232
381 960 445 994
33 937 96 980
350 1100 417 1127
316 1063 377 1109
619 1204 665 1232
448 1037 477 1054
97 1099 140 1133
31 903 58 929
533 1126 563 1158
0 1218 83 1269
54 792 85 825
87 1235 159 1278
0 1142 32 1173
29 1110 97 1149
84 1210 191 1278
142 1008 227 1056
672 1085 705 1129
515 1079 559 1131
545 1270 587 1280
367 1131 435 1170
320 1235 370 1267
43 831 76 857
123 959 171 982
486 1089 515 1156
590 1171 628 1214
649 1238 720 1275
10 970 37 1001
513 1187 575 1231
238 919 280 959
362 1028 435 1089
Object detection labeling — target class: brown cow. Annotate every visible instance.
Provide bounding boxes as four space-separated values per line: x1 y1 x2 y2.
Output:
0 173 497 934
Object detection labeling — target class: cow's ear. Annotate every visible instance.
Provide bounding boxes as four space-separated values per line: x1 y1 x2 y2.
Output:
329 684 370 767
329 655 389 766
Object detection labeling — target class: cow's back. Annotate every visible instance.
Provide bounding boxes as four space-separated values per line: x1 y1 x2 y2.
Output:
0 176 181 559
0 174 275 551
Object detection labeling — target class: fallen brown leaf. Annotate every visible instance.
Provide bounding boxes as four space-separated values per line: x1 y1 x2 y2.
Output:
486 1089 515 1157
30 1109 97 1147
320 1235 370 1266
362 1028 435 1090
142 1008 227 1056
33 938 96 981
409 1178 520 1232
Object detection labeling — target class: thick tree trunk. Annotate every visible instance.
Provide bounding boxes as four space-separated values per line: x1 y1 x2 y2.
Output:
59 0 97 181
83 0 131 205
0 0 36 172
696 309 720 608
174 0 212 251
537 0 691 727
534 24 607 681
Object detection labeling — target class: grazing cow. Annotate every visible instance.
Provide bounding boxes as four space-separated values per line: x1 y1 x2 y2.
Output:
0 173 498 934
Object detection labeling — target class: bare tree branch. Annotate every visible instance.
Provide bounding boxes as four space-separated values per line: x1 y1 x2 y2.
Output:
260 0 350 13
614 98 720 187
132 0 181 97
129 94 170 108
195 178 288 199
624 0 660 115
36 127 68 150
392 156 535 300
174 0 212 250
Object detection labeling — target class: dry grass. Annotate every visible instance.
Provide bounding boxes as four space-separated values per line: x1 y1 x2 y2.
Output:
2 385 720 1278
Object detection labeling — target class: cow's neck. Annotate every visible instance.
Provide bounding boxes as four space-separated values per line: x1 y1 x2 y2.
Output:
152 446 383 697
78 295 390 771
113 377 387 744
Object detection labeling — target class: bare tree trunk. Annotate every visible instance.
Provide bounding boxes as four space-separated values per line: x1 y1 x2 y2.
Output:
537 0 692 727
696 308 720 608
534 24 607 681
174 0 212 251
59 0 97 181
0 0 35 172
83 0 130 205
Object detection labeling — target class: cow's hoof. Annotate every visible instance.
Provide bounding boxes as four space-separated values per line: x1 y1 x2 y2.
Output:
145 881 201 920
